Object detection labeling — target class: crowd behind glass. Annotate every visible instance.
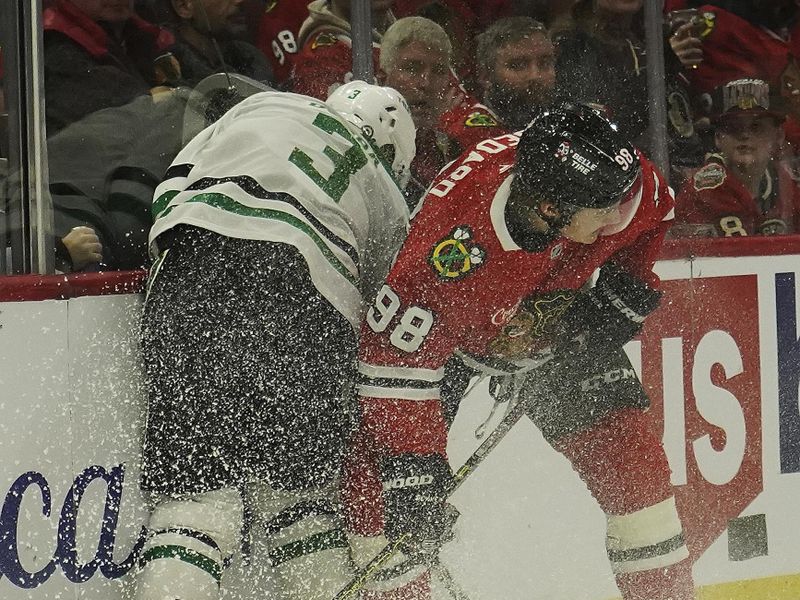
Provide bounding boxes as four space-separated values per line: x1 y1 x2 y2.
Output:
2 0 800 275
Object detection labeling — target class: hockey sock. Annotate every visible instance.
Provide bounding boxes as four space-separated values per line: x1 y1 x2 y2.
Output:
249 482 354 600
134 488 243 600
552 407 694 600
615 558 696 600
360 569 431 600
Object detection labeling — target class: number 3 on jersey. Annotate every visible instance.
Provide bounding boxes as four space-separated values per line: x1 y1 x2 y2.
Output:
367 285 434 352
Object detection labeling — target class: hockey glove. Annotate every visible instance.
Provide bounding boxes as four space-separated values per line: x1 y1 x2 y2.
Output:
380 453 458 555
554 262 662 358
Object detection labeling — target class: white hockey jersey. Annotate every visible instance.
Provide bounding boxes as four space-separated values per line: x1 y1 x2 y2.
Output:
150 91 410 329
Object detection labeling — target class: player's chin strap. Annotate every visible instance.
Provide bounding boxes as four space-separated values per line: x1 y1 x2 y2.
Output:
332 388 533 600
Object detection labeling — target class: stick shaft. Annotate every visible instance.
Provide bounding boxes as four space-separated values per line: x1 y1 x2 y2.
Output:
333 396 529 599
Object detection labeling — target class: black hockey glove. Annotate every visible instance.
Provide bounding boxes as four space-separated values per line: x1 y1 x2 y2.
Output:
380 453 458 555
554 263 663 358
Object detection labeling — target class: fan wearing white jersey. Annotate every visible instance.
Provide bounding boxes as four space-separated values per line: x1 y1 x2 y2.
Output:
134 82 415 600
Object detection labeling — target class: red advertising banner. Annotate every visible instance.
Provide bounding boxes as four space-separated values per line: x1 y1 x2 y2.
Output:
640 275 763 559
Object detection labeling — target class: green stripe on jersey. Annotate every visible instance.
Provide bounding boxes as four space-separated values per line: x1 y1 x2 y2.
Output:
140 545 222 583
156 191 358 285
153 189 180 220
268 528 349 567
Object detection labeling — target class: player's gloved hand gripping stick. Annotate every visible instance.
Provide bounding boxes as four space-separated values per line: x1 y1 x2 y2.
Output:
333 391 533 600
334 264 663 599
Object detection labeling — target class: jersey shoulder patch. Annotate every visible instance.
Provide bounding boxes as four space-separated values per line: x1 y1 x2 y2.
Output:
428 226 486 281
311 31 338 50
693 162 727 191
465 111 499 127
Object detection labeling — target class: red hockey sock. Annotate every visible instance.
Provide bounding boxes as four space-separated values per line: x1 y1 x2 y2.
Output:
360 570 431 600
616 559 695 600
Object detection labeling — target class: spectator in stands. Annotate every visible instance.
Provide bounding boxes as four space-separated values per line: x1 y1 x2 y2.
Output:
667 2 800 152
555 0 703 166
164 0 273 86
43 0 181 135
439 16 556 151
672 79 800 237
57 226 104 272
291 0 395 99
379 16 457 209
255 0 309 89
392 0 480 90
46 90 190 271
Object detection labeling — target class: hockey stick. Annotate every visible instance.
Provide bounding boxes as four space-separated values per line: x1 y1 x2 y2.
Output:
333 392 531 600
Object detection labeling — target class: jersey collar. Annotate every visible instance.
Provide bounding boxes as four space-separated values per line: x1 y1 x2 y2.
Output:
490 174 520 251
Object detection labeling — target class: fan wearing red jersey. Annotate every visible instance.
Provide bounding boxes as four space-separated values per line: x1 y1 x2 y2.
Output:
255 0 309 89
342 103 695 600
290 0 393 99
440 16 556 152
673 78 800 237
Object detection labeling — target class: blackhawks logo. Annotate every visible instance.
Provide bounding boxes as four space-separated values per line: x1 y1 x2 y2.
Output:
429 226 485 280
312 32 337 50
465 111 499 127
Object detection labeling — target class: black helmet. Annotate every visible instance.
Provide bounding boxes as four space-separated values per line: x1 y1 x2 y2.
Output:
513 102 640 210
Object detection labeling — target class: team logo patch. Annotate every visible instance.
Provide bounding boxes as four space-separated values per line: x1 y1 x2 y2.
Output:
698 11 715 38
465 112 499 127
693 163 727 191
486 290 576 359
429 226 485 280
312 32 337 50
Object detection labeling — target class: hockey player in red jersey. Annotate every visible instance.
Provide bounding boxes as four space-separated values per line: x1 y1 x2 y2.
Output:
342 103 695 600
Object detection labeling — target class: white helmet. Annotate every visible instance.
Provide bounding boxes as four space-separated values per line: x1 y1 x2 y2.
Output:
327 81 417 189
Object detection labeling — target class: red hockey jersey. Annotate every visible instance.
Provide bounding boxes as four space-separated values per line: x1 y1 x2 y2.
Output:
674 157 800 236
356 132 675 458
439 99 508 153
255 0 308 88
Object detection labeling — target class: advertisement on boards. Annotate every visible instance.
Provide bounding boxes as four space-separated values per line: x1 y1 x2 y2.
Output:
1 250 799 599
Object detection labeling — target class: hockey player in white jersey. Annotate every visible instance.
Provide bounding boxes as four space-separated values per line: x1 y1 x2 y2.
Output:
134 82 415 600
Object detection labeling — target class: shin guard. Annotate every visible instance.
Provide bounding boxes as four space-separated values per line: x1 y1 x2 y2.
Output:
249 482 353 600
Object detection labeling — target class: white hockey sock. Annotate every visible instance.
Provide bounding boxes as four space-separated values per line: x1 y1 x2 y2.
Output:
134 488 243 600
248 481 354 600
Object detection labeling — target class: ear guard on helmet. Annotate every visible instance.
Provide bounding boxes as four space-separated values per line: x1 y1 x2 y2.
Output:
327 81 417 189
